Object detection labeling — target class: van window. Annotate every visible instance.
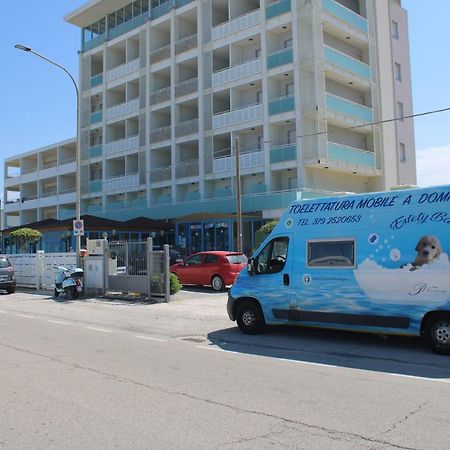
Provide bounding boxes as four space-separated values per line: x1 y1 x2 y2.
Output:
307 239 355 267
255 237 289 274
0 258 11 268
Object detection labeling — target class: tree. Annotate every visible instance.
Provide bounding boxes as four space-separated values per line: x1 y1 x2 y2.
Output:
254 220 278 249
10 228 42 253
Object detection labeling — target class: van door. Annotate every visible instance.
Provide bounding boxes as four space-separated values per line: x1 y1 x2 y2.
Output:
251 235 293 321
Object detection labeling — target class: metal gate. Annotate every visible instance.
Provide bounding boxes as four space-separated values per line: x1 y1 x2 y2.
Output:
106 238 170 302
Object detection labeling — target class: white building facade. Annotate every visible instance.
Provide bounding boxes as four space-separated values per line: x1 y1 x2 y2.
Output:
3 0 416 253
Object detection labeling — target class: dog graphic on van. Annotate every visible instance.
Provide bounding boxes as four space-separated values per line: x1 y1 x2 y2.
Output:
410 235 442 269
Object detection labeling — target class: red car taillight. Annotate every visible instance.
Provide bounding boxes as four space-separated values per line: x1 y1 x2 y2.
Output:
75 279 82 286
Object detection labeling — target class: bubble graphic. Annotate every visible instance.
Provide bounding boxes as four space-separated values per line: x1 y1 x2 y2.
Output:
285 217 294 229
369 233 379 245
390 248 401 261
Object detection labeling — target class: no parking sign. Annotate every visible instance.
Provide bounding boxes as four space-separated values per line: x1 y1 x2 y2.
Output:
73 219 84 236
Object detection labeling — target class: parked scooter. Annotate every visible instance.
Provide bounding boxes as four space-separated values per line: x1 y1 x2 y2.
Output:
54 266 84 299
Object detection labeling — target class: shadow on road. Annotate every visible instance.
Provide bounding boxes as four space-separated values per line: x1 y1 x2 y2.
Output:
207 325 450 379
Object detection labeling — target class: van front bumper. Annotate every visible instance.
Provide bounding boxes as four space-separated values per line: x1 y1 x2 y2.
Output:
227 291 236 321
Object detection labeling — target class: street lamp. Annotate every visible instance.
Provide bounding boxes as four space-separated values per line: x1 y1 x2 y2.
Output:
15 44 81 265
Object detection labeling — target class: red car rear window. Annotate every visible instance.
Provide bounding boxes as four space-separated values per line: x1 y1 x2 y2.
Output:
226 254 247 264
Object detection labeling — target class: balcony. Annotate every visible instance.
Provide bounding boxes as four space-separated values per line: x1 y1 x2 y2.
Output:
150 44 171 64
108 13 147 40
266 0 291 20
105 98 140 121
213 103 263 129
59 207 76 220
90 111 103 124
175 118 199 137
213 149 264 174
212 9 260 41
326 93 373 123
130 197 147 208
270 143 296 163
269 95 295 115
328 142 375 168
89 145 103 158
175 159 199 178
104 173 140 192
106 58 140 83
324 46 371 79
322 0 368 33
151 125 171 143
90 73 103 88
89 180 103 193
175 33 197 54
267 48 293 69
150 165 172 183
150 86 171 104
82 34 106 53
212 58 261 87
105 135 139 157
87 203 103 213
151 0 172 19
175 78 198 97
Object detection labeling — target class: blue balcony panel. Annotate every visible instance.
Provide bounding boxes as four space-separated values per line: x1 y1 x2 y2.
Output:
90 73 103 88
328 142 376 167
266 0 291 20
324 46 371 79
269 95 295 115
322 0 368 33
90 111 103 125
270 144 296 163
326 94 373 123
267 48 293 69
89 180 103 193
89 145 103 158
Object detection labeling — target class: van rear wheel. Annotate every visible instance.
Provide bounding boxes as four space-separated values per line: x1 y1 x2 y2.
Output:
236 300 265 334
425 316 450 355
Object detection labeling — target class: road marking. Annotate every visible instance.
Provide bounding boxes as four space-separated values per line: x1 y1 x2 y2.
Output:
85 327 112 333
48 320 70 325
17 314 35 319
134 335 167 342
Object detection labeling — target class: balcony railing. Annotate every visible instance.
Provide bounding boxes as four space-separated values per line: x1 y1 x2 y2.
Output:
175 118 199 137
108 14 147 40
268 95 295 115
90 73 103 88
103 173 139 191
150 165 172 182
150 125 171 143
89 180 103 193
89 145 103 158
267 48 293 69
105 98 140 121
212 9 260 40
90 111 103 124
266 0 291 20
213 103 263 129
106 58 140 82
213 58 261 87
175 78 198 97
150 44 171 64
150 86 171 104
326 93 373 123
328 142 375 167
105 135 139 156
213 149 264 174
175 33 197 54
322 0 368 33
324 46 371 79
270 143 297 163
175 160 199 178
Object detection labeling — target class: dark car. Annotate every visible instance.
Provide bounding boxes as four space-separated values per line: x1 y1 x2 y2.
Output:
0 257 16 294
170 251 247 291
153 246 183 266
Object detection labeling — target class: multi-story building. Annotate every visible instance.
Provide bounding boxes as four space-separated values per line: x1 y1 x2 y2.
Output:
4 0 416 255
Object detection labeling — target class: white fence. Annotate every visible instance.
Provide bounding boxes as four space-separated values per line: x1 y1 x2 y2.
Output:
1 252 76 289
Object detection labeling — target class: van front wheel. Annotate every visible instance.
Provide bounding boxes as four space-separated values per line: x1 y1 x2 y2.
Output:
236 301 265 335
426 317 450 355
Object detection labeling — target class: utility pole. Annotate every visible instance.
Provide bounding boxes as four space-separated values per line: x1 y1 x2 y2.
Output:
235 137 243 253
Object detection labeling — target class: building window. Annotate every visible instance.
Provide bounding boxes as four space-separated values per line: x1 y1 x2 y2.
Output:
399 143 406 162
397 101 404 121
395 63 402 81
284 38 293 49
307 239 355 268
392 20 399 39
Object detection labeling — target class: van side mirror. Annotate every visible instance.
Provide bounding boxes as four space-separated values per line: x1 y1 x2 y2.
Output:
247 258 255 275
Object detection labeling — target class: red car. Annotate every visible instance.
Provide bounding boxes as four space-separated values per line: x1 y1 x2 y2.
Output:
170 251 247 291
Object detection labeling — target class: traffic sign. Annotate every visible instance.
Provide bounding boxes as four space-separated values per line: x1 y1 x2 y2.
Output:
73 219 84 236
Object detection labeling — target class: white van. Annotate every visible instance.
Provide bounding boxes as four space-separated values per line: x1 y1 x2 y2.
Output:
228 185 450 354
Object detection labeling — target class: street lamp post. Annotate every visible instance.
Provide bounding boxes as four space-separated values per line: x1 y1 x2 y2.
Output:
15 44 81 266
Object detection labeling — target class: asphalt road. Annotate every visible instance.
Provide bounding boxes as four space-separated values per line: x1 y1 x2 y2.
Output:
0 288 449 449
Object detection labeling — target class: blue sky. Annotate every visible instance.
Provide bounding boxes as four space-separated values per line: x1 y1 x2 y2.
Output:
1 0 449 195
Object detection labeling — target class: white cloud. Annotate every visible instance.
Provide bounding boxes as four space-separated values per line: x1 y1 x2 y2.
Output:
416 145 450 187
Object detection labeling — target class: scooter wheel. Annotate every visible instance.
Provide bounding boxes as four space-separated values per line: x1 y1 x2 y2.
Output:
54 289 60 298
69 286 79 300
